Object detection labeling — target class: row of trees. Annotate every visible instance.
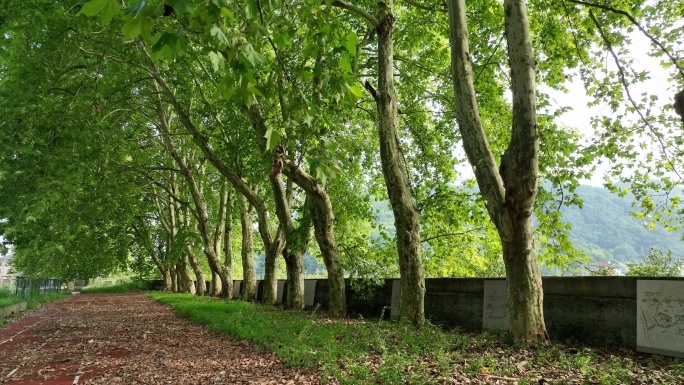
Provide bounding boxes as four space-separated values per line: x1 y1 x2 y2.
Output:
1 0 682 342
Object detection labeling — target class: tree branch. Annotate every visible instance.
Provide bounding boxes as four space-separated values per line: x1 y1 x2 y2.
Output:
590 10 683 183
331 1 379 27
567 0 684 80
421 227 483 243
401 0 447 13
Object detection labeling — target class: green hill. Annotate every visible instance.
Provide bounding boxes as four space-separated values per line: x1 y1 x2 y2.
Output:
561 185 684 264
371 185 684 266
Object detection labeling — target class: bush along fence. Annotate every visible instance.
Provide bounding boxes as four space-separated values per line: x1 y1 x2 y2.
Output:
147 276 684 358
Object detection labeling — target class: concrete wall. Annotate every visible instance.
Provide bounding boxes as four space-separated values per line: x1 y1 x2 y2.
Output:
542 277 640 347
305 276 684 351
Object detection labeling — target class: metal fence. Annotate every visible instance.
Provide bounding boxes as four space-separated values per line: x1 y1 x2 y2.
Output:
14 277 65 297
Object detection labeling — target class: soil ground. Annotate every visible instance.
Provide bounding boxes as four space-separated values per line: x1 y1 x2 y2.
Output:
0 293 318 384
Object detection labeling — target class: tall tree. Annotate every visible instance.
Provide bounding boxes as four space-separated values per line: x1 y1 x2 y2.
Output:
447 0 547 341
332 0 425 325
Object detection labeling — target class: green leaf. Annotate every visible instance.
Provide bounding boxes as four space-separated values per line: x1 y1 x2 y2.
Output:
302 113 313 126
208 51 224 71
239 43 264 67
245 0 258 19
78 0 109 17
101 0 121 23
151 32 182 59
78 0 121 24
343 32 358 56
166 0 194 15
314 164 328 186
210 24 229 47
272 33 291 49
247 84 263 98
264 127 281 151
122 15 144 39
340 55 352 74
347 85 363 101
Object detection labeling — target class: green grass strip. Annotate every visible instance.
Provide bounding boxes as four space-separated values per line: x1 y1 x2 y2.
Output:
149 292 684 384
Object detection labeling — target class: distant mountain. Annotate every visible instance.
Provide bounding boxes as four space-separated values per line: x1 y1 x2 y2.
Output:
560 185 684 264
371 185 684 266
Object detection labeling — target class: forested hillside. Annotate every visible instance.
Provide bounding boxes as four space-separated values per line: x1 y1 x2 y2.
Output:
561 185 684 264
372 184 684 272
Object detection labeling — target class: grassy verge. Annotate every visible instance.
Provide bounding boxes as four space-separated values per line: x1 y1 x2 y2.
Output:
150 292 684 384
81 281 147 293
1 288 70 326
0 288 24 308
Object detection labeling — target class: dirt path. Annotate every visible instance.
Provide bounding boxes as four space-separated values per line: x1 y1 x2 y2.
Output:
0 293 319 384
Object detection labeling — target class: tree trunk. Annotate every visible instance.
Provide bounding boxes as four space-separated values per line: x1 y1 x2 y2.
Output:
247 100 346 314
170 266 178 292
186 245 205 296
240 195 257 301
501 224 546 341
175 262 185 292
211 180 229 297
67 281 75 292
210 270 222 296
262 241 279 305
222 188 234 299
447 0 548 342
180 255 196 295
306 180 346 317
275 160 347 316
149 77 233 297
500 0 547 341
270 177 308 310
161 266 172 292
375 0 424 326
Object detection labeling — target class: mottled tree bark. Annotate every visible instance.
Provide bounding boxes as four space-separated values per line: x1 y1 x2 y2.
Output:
447 0 548 342
332 0 424 324
210 181 229 297
187 247 205 296
152 87 232 296
179 255 196 295
161 267 172 292
169 266 178 292
270 177 310 310
239 195 257 301
375 0 425 326
222 188 234 299
183 208 206 296
284 163 347 317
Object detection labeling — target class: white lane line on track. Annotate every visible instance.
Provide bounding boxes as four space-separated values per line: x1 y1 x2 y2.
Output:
0 319 45 346
5 367 19 379
72 374 81 384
